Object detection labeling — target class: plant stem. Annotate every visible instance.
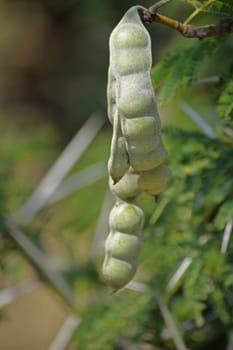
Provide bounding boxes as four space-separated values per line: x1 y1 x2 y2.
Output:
139 5 233 39
184 0 216 24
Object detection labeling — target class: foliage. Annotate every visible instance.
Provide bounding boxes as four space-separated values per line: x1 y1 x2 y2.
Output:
217 76 233 121
152 37 222 105
152 0 233 122
186 0 233 18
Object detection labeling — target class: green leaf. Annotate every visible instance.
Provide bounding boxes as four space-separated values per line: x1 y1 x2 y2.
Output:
217 78 233 121
152 38 221 105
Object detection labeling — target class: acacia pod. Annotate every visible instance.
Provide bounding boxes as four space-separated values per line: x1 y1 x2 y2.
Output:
114 47 151 76
109 202 144 234
105 230 141 260
138 165 172 195
118 74 156 118
102 201 144 290
108 108 129 183
129 144 168 172
110 8 151 77
112 20 149 49
109 166 140 200
103 256 137 290
118 83 155 118
103 6 172 291
121 116 160 141
107 67 117 124
109 6 169 173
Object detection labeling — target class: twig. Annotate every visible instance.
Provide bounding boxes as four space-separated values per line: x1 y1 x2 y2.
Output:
166 256 193 292
195 76 220 85
184 0 215 25
48 314 81 350
126 280 150 293
139 4 233 39
180 100 217 139
0 278 40 308
16 114 105 223
221 217 233 254
4 216 76 307
156 295 189 350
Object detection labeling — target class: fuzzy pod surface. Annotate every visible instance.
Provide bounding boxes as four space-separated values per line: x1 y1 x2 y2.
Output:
103 6 172 291
108 6 168 172
103 201 144 290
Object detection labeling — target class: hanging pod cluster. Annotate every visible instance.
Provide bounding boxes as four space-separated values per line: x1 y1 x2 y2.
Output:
103 6 171 291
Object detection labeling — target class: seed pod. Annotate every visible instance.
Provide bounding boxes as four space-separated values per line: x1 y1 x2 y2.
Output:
110 9 151 77
108 6 168 173
105 230 141 260
118 74 156 118
109 166 140 201
108 108 129 183
103 6 172 291
122 116 160 143
103 256 137 291
109 202 144 234
138 165 172 196
103 202 144 290
129 144 168 172
107 67 117 125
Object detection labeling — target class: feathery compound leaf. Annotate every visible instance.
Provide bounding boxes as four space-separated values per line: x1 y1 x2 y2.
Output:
204 1 233 18
186 0 233 17
152 38 221 105
151 54 176 86
217 78 233 121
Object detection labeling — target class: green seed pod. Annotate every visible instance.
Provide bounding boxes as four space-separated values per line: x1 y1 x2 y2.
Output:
109 166 140 200
118 87 155 119
103 6 172 291
103 207 143 291
114 47 151 76
109 202 144 234
103 256 137 290
107 67 117 124
108 108 129 183
102 200 144 290
110 7 151 78
108 6 169 175
122 116 160 141
139 165 172 195
112 24 149 49
129 144 168 172
117 73 157 119
127 134 161 155
105 231 141 260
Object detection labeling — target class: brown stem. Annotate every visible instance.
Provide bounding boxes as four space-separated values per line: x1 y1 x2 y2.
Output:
138 6 233 40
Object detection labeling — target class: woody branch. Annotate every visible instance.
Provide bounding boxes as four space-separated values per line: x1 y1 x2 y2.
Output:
139 1 233 40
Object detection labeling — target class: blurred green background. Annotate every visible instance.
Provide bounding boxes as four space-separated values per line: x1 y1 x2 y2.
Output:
0 0 233 349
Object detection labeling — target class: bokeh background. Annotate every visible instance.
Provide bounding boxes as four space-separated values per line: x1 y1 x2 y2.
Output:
0 0 232 349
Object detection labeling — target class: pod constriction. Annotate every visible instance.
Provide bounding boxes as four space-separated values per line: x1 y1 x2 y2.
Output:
103 6 171 291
